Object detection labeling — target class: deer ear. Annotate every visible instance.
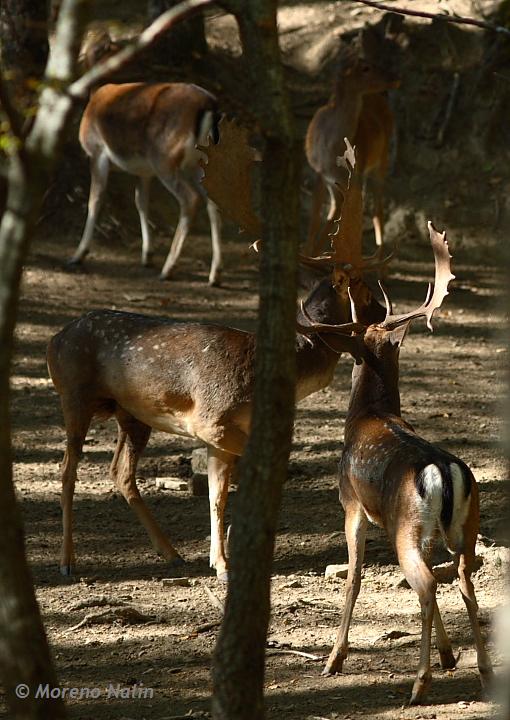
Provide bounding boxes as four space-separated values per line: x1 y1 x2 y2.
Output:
387 322 410 347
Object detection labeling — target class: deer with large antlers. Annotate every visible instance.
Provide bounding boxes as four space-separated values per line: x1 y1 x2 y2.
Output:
309 225 493 703
69 79 223 285
305 20 401 256
48 136 388 580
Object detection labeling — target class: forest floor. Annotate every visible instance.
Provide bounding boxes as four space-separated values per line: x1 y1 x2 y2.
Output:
3 1 510 719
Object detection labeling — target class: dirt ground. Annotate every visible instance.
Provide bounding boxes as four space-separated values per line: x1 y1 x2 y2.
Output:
3 1 510 719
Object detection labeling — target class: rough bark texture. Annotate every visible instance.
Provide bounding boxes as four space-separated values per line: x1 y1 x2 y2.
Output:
212 3 300 719
0 2 89 717
0 0 49 114
147 0 207 65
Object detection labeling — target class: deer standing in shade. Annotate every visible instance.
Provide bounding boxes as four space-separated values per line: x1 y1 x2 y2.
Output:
305 21 401 256
70 79 223 285
303 225 493 703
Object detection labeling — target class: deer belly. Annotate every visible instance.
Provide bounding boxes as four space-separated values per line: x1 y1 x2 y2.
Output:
105 147 154 176
124 404 196 438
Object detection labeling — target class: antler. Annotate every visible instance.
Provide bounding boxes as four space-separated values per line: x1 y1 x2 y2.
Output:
296 300 365 337
199 116 262 237
380 222 455 331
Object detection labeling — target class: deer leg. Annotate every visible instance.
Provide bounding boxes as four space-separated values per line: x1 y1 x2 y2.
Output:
207 446 236 582
434 600 456 669
312 182 340 256
397 544 437 705
134 176 153 267
304 174 327 255
457 512 493 690
59 401 93 575
206 197 222 287
371 168 385 255
114 409 184 565
158 175 200 281
70 151 110 264
323 502 368 675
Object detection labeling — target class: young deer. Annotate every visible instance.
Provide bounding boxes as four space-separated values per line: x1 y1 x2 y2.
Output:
48 142 386 581
305 24 399 256
317 224 493 703
70 81 223 285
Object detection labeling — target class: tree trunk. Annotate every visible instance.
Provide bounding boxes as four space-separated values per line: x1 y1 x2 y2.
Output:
0 1 89 716
0 0 49 114
147 0 207 65
212 3 300 719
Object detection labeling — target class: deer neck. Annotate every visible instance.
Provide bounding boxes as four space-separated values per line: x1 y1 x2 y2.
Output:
295 279 350 397
330 82 364 143
346 349 401 429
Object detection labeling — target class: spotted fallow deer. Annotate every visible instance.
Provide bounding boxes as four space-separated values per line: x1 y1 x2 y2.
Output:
312 224 493 703
70 81 223 285
305 23 400 256
47 139 388 581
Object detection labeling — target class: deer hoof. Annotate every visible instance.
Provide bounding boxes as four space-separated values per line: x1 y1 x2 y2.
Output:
142 254 154 268
159 272 172 282
60 564 74 576
439 647 456 669
209 272 222 288
217 571 229 584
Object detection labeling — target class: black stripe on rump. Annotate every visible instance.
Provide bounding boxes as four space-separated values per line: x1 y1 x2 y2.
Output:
439 462 453 529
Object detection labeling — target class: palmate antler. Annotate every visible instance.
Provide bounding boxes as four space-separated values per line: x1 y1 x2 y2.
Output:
199 116 262 237
380 222 455 331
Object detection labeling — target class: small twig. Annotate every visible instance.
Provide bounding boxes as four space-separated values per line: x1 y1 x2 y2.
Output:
68 0 214 99
348 0 510 37
193 620 222 634
266 648 327 661
65 606 154 633
204 584 225 613
436 72 460 147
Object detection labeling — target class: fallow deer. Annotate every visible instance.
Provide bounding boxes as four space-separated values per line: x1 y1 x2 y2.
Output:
70 81 223 285
47 140 388 581
310 224 493 703
305 23 400 256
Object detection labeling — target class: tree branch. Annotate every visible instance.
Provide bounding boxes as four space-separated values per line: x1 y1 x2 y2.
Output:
68 0 214 99
349 0 510 37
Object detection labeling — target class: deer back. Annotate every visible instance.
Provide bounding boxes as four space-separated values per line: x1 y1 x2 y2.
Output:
79 83 219 176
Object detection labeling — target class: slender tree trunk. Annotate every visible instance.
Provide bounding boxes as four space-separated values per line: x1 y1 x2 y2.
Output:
147 0 207 65
0 2 89 717
212 3 300 719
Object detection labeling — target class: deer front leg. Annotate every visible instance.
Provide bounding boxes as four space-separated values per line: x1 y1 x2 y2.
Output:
323 502 368 675
207 447 235 582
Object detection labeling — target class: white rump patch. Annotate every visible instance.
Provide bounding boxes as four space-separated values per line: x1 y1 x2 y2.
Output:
418 464 443 545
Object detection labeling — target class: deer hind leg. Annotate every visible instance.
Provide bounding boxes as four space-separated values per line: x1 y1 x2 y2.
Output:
134 176 153 267
70 151 110 265
59 400 94 575
207 446 236 582
205 197 222 287
397 540 437 705
457 507 494 691
304 174 327 255
323 502 368 675
113 408 184 565
312 182 341 257
158 174 200 281
433 600 456 669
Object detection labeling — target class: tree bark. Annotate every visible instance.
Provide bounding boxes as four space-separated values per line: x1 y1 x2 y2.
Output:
0 0 49 114
0 2 89 717
212 3 300 719
147 0 207 65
